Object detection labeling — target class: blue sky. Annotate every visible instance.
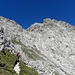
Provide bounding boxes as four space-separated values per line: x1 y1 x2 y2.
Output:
0 0 75 29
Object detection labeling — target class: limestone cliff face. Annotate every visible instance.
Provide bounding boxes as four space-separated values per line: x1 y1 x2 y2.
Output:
0 16 75 75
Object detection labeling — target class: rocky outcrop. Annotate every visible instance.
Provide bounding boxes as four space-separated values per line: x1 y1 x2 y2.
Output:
0 16 75 75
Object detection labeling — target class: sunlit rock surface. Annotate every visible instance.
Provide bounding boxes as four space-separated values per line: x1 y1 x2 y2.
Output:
0 16 75 75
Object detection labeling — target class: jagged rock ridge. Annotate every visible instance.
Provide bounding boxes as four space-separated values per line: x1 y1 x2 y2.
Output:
0 16 75 75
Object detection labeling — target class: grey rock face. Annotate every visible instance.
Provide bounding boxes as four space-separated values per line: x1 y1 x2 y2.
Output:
0 16 75 75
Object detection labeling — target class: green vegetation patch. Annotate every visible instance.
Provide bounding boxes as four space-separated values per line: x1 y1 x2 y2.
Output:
20 61 39 75
12 39 43 60
0 49 39 75
12 38 21 45
0 50 17 75
22 46 42 60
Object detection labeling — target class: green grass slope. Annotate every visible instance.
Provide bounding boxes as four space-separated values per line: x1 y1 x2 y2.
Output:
0 49 39 75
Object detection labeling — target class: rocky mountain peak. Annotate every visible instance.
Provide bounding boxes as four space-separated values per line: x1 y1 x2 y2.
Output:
0 16 75 75
26 18 75 36
27 18 73 32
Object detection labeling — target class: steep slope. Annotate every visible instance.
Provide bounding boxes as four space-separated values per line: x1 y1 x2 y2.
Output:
0 16 75 75
0 49 38 75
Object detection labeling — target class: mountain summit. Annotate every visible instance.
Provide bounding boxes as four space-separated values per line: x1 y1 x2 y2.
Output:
0 16 75 75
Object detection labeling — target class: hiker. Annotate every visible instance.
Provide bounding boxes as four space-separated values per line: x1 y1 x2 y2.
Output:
13 52 20 68
13 53 20 69
16 52 21 59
